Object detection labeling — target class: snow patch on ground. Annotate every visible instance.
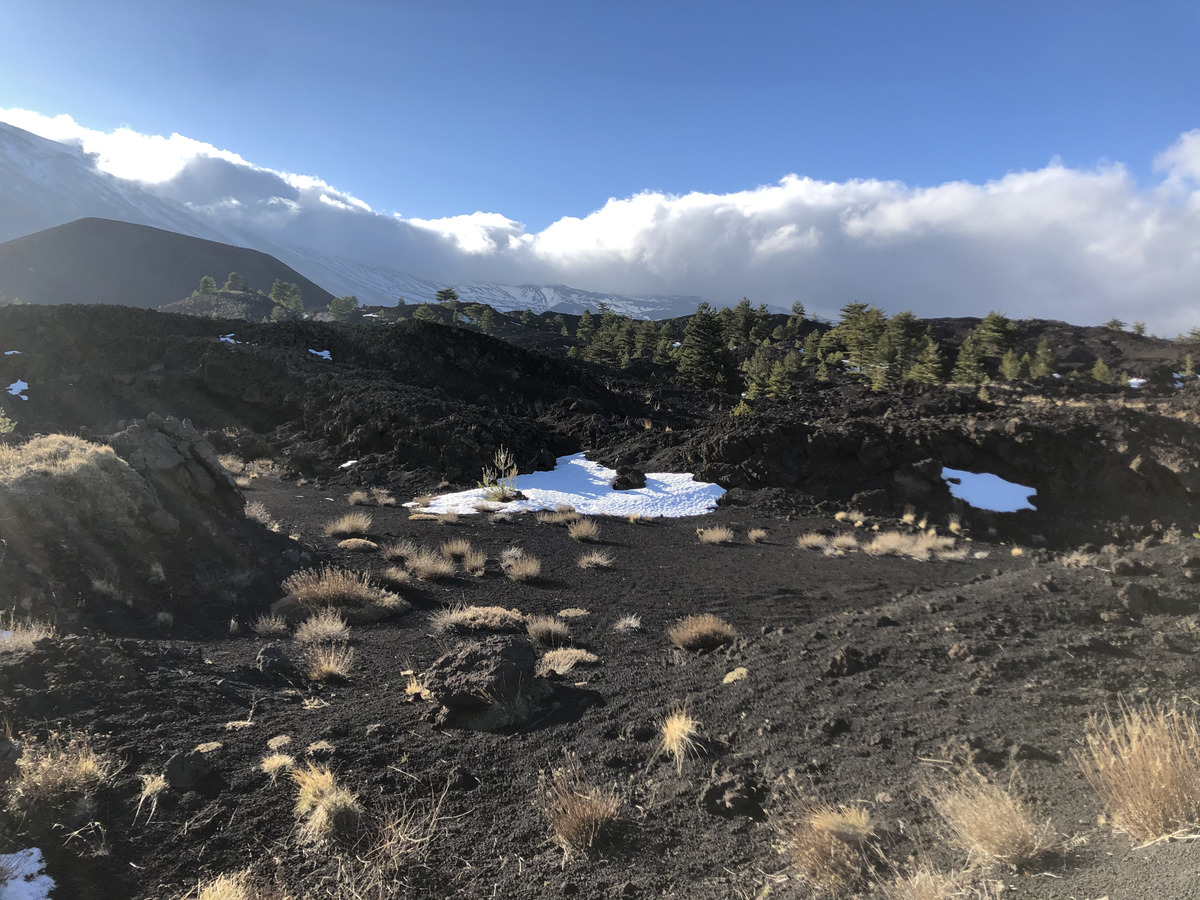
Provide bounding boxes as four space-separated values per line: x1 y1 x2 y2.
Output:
6 380 28 400
1128 377 1147 388
309 349 332 360
3 350 18 355
0 848 55 900
941 467 1036 512
219 333 237 344
338 460 358 469
411 452 725 517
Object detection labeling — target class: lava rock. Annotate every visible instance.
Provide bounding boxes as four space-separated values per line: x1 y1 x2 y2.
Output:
698 772 763 817
611 467 647 490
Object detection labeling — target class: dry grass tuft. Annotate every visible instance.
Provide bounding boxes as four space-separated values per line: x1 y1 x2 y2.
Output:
879 863 960 900
325 512 372 538
796 532 829 551
411 494 434 508
370 487 397 506
439 538 473 558
779 800 876 891
577 550 614 569
252 614 289 637
432 605 525 633
267 735 291 750
0 612 56 651
292 763 361 843
337 537 379 552
830 533 859 551
537 648 600 677
566 518 601 542
135 772 167 823
261 753 295 784
294 608 350 644
658 708 701 773
347 490 371 506
948 514 962 534
501 548 541 582
613 614 641 632
747 527 768 543
1078 700 1200 842
406 548 457 581
696 525 734 545
927 769 1054 868
557 607 589 618
462 548 487 576
537 505 581 525
5 731 117 816
541 758 620 854
864 530 956 561
668 613 737 650
283 566 400 613
527 615 571 646
1060 549 1097 568
381 539 419 562
436 511 459 525
307 643 355 681
244 500 277 528
901 505 918 525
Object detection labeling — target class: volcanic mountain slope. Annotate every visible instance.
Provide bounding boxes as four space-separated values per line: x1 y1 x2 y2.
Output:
0 218 337 310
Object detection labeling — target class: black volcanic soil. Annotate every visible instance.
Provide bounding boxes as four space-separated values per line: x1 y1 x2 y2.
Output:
3 305 1200 898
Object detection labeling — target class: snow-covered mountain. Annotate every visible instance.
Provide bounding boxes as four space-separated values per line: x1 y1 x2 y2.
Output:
0 121 712 319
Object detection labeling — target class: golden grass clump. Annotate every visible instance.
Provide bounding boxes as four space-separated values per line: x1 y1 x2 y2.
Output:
658 708 701 773
347 490 371 506
379 565 412 588
537 505 581 525
667 613 737 650
1078 700 1200 842
135 773 167 823
0 613 56 651
747 527 768 543
577 550 614 569
431 605 525 633
439 538 474 558
251 614 289 637
864 530 956 561
901 505 917 525
779 801 876 891
292 763 361 843
436 511 459 525
1060 549 1097 568
282 566 404 617
566 518 601 542
5 732 117 816
537 648 600 677
927 769 1053 868
370 487 397 506
526 615 571 646
261 753 295 784
307 643 354 681
294 608 350 644
462 548 487 576
324 512 372 538
696 525 734 544
244 500 276 526
381 539 419 562
541 758 620 854
501 548 541 581
796 532 829 551
406 548 457 581
613 614 642 632
267 735 292 750
337 538 379 552
879 863 960 900
830 533 859 551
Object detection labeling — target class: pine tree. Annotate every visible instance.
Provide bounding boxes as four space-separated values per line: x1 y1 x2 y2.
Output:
884 311 924 382
269 280 303 318
677 302 734 391
479 307 497 334
953 333 988 384
576 309 596 344
327 295 360 322
742 344 775 398
974 311 1016 358
222 272 245 292
801 330 821 366
908 335 946 384
196 275 217 295
1103 318 1126 331
652 322 676 366
520 309 536 327
784 301 806 337
1184 354 1196 377
1092 357 1113 382
1133 321 1146 336
435 287 460 306
998 348 1024 381
767 352 804 396
1029 339 1058 378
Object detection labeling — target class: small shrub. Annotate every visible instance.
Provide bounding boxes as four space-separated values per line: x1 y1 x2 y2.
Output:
747 528 767 543
830 533 859 551
245 500 276 526
527 615 571 646
407 548 457 581
295 608 350 644
436 511 459 525
307 643 354 681
668 613 737 650
864 530 956 561
566 518 601 542
1078 700 1200 842
5 732 116 817
324 512 372 538
431 605 524 633
613 614 641 632
292 763 361 843
252 614 289 637
658 708 701 773
378 565 412 588
218 453 246 475
541 757 619 854
537 648 600 677
578 550 614 569
927 769 1053 868
261 753 295 784
411 494 434 508
537 505 581 525
1060 549 1097 569
779 800 876 891
479 446 519 502
696 525 734 545
1 612 56 651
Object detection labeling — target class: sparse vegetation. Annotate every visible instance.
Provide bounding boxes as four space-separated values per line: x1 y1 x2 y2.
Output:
778 800 876 891
796 532 829 550
347 490 371 505
381 539 418 561
135 772 167 823
538 648 600 676
406 548 457 581
863 530 956 561
439 538 473 558
614 614 642 632
541 758 620 854
295 608 350 644
1079 700 1200 842
747 527 767 543
337 537 379 552
668 613 737 650
0 612 56 651
577 549 614 569
462 548 487 576
927 769 1054 868
252 614 289 637
566 518 601 541
527 615 571 646
307 643 355 681
879 863 960 900
432 605 524 633
324 512 372 537
261 753 295 784
479 446 520 501
696 525 734 544
292 763 361 843
5 731 117 817
500 547 541 581
658 707 701 772
282 566 405 619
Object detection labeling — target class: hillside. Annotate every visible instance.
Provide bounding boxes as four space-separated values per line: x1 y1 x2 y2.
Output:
0 218 336 310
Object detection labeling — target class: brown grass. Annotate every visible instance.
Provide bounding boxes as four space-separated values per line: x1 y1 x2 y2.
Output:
613 614 642 632
864 530 956 561
412 494 434 508
879 863 960 900
577 550 614 569
370 487 397 506
347 490 371 506
696 525 734 544
501 549 541 581
251 614 289 637
462 548 487 576
337 537 379 552
566 518 601 542
830 533 859 551
307 643 355 681
927 769 1054 868
378 565 412 588
541 758 620 854
244 500 276 527
658 708 701 773
747 527 768 543
436 511 459 525
0 612 56 651
795 532 829 550
135 772 167 823
536 505 581 525
439 538 473 558
294 608 350 644
324 512 372 537
406 548 457 581
380 539 418 562
261 753 295 784
292 763 361 843
283 566 399 612
1060 549 1097 568
537 648 601 677
1078 700 1200 842
778 801 876 891
5 731 117 816
526 615 571 646
667 613 737 650
431 605 525 633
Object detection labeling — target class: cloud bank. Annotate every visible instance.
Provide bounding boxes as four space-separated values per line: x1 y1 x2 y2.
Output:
5 108 1200 333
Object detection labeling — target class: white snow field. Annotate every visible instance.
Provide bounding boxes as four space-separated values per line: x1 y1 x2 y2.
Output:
0 848 54 900
410 452 725 517
941 467 1036 512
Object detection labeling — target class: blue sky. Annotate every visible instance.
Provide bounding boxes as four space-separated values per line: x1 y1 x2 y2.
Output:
2 2 1200 332
3 1 1198 230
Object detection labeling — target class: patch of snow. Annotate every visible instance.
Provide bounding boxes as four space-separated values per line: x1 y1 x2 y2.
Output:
6 380 28 400
363 313 379 318
941 467 1036 513
3 350 19 355
219 333 237 344
1128 377 1147 388
409 452 725 517
309 349 332 360
338 460 358 469
0 847 55 900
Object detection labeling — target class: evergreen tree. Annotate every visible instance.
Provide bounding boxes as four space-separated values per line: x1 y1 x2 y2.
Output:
1091 357 1113 382
268 280 304 318
884 310 924 382
1029 339 1058 378
953 332 988 384
196 275 217 295
652 322 676 366
742 344 775 398
801 330 821 366
677 302 734 391
784 301 806 337
435 287 460 305
998 348 1024 381
908 335 946 384
1133 321 1146 336
222 272 245 292
974 311 1016 357
634 320 659 358
327 295 360 322
479 307 497 334
767 351 804 396
576 309 596 343
1103 318 1126 331
1183 354 1195 377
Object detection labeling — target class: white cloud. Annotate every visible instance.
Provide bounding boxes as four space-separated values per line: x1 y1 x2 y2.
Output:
3 107 1200 334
